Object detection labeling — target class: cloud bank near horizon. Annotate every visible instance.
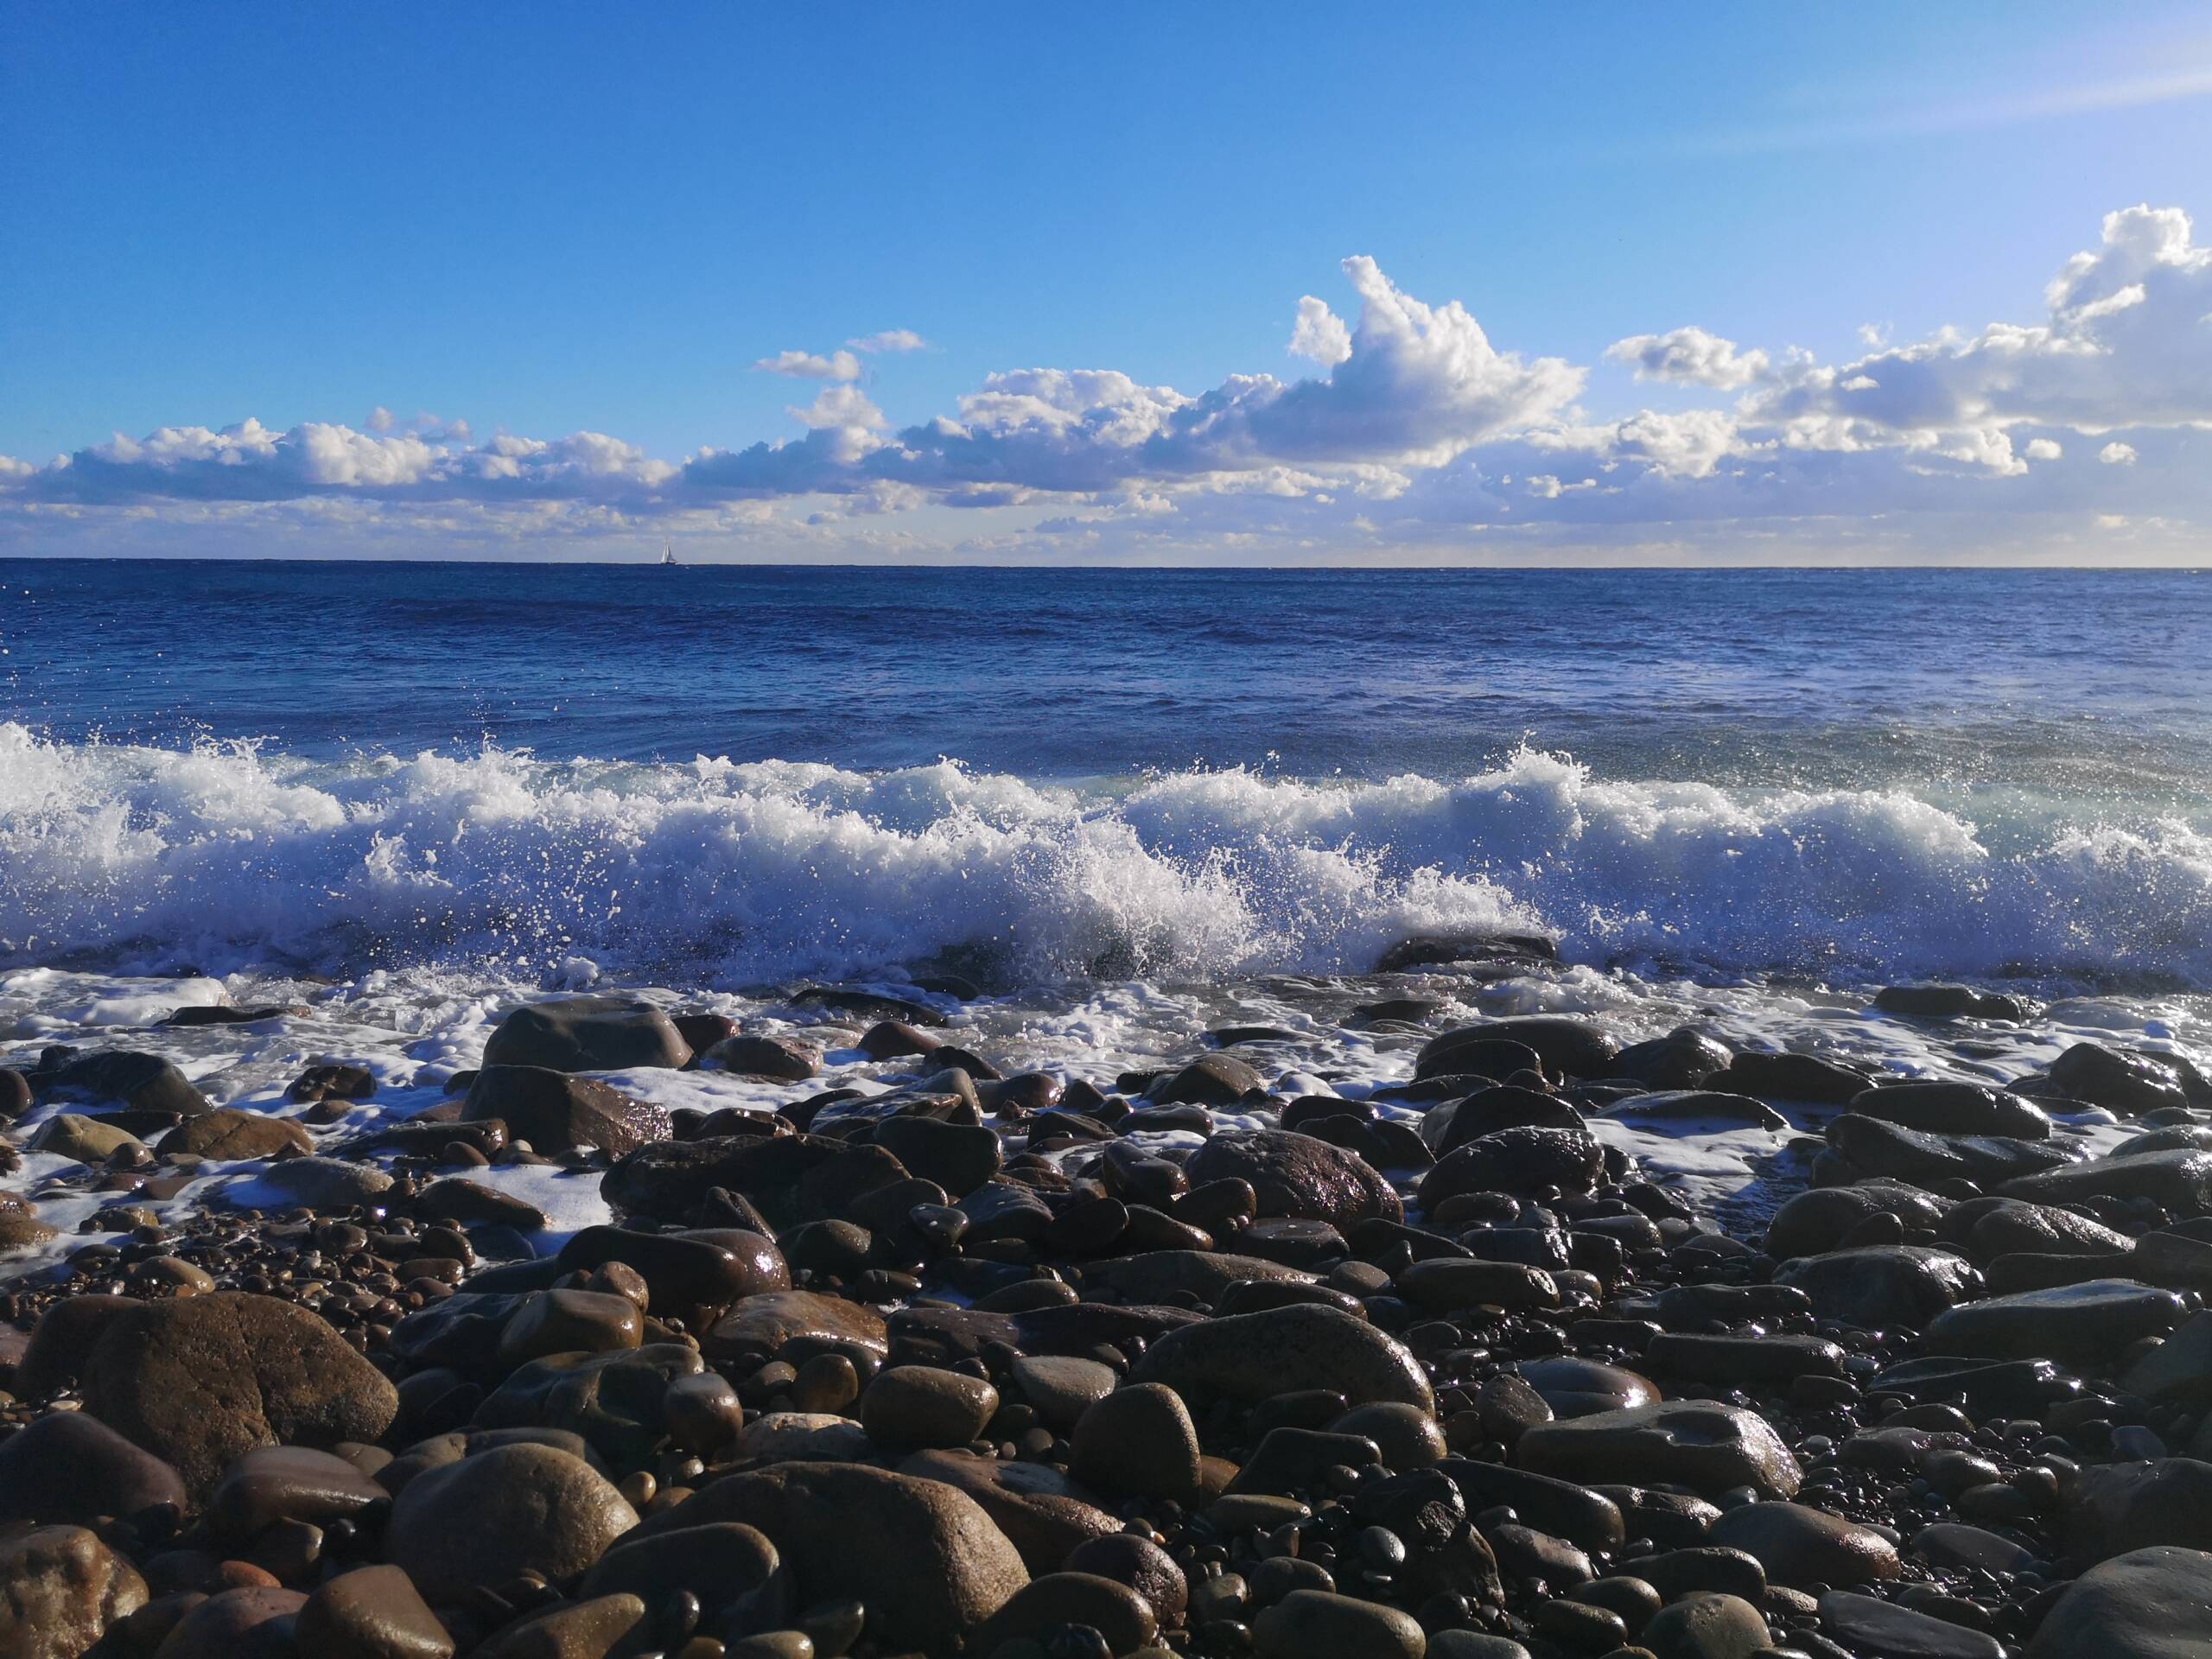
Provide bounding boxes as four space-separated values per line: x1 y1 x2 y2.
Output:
6 204 2209 563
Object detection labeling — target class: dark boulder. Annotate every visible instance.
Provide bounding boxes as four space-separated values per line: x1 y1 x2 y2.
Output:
1417 1019 1617 1083
461 1065 671 1155
1185 1128 1402 1230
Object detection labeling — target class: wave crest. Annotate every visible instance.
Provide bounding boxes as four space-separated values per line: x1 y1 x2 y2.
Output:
3 724 2208 988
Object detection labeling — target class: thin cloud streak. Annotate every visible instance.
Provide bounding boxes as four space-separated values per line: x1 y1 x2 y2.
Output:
1643 63 2212 160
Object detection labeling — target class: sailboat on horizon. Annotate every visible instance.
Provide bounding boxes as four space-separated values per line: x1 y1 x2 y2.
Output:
660 538 679 567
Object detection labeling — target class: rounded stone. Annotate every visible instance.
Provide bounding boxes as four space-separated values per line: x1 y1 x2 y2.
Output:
385 1442 639 1604
1516 1402 1802 1500
1707 1501 1901 1589
295 1564 456 1659
1184 1129 1402 1230
0 1408 188 1527
1252 1588 1426 1659
496 1289 645 1367
860 1365 999 1450
1065 1532 1188 1624
481 996 691 1071
1637 1591 1773 1659
77 1292 400 1498
1329 1402 1446 1471
0 1525 149 1659
631 1461 1027 1653
2025 1545 2212 1658
207 1445 390 1543
1130 1304 1433 1414
150 1585 308 1658
1071 1383 1203 1499
461 1065 671 1156
1010 1354 1119 1432
972 1571 1159 1656
582 1522 779 1621
477 1593 649 1659
155 1108 315 1161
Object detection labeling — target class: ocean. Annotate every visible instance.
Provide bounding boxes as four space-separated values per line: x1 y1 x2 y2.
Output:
3 560 2209 1233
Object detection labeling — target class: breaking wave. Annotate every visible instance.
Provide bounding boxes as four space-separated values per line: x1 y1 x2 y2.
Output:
3 723 2210 989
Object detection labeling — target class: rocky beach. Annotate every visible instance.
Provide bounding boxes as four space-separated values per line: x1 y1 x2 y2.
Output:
11 0 2212 1643
3 943 2212 1659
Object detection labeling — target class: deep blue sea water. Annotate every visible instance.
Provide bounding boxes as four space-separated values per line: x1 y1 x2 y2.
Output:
3 561 2210 993
6 563 2211 794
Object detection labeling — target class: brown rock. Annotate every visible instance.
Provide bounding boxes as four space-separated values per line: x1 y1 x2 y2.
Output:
473 1346 706 1468
556 1226 787 1324
295 1565 454 1659
149 1584 306 1657
1131 1303 1434 1413
1149 1053 1262 1105
1065 1531 1189 1625
896 1451 1122 1574
462 1066 670 1155
699 1290 887 1369
1008 1354 1118 1432
156 1109 314 1161
385 1443 639 1604
582 1522 779 1621
31 1115 144 1165
859 1366 998 1450
1185 1129 1402 1230
1518 1402 1802 1500
477 1593 649 1659
707 1034 822 1082
288 1064 378 1103
0 1409 187 1527
207 1446 390 1544
1252 1588 1425 1659
861 1020 941 1061
973 1572 1158 1656
411 1178 549 1231
0 1211 59 1252
35 1050 211 1116
1071 1382 1203 1500
480 997 691 1072
16 1296 137 1398
497 1291 645 1368
633 1461 1026 1650
79 1294 401 1497
0 1525 149 1659
1708 1501 1901 1590
1638 1591 1773 1659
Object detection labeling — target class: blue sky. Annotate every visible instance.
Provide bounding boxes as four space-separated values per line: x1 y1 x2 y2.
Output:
5 3 2211 563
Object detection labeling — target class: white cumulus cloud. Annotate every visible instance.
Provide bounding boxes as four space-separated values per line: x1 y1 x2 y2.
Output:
1605 326 1771 390
753 349 863 381
1289 296 1353 366
6 210 2205 563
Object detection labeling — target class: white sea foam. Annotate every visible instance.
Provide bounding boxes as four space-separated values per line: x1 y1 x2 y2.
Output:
4 723 2211 990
